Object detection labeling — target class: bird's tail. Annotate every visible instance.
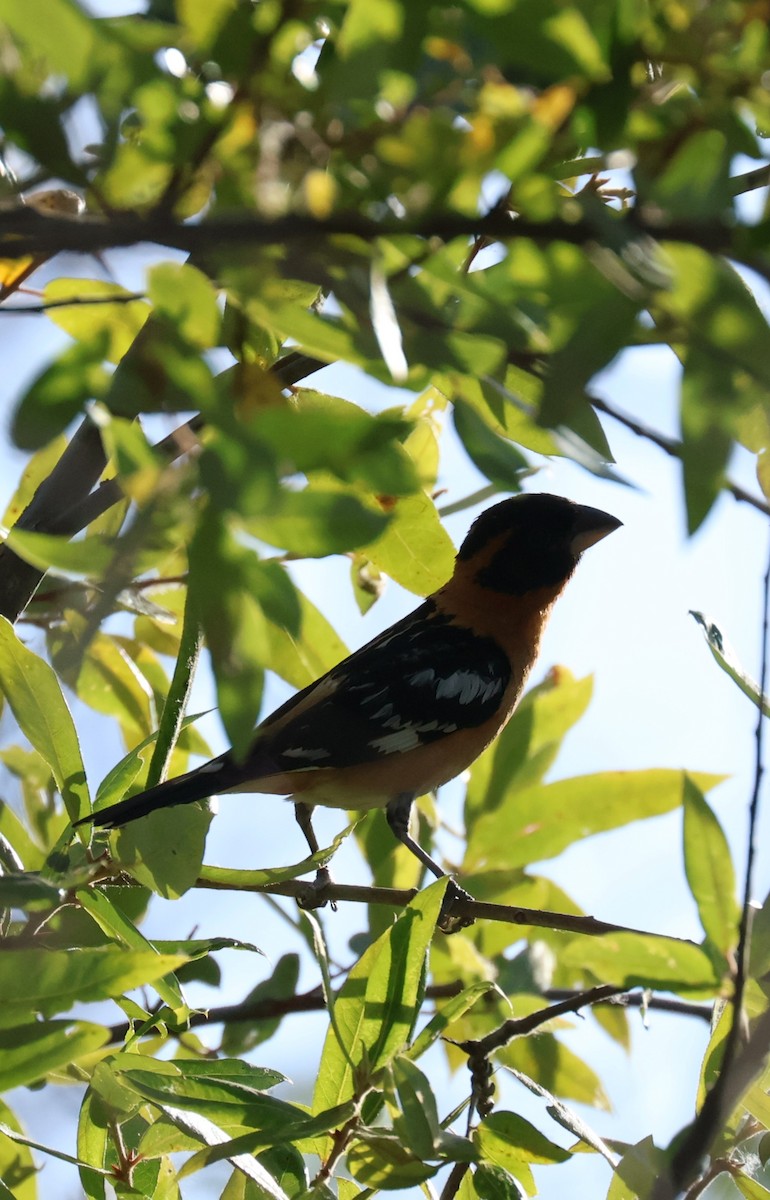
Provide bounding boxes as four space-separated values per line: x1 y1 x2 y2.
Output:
74 756 241 830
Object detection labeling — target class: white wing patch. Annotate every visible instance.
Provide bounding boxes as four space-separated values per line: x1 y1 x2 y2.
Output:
434 670 502 706
364 666 500 756
369 728 422 754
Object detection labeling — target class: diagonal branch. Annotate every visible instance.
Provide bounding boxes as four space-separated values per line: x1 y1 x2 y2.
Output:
591 395 770 520
0 352 326 624
0 419 108 621
455 984 625 1060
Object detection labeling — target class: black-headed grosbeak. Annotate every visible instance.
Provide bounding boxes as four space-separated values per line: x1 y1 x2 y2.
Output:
77 493 620 886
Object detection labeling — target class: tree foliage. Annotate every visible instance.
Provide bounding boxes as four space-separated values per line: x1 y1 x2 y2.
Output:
0 1 769 1197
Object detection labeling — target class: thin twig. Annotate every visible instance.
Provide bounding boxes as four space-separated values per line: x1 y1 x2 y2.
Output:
545 988 712 1023
0 292 146 314
455 984 624 1060
591 395 770 520
653 530 770 1199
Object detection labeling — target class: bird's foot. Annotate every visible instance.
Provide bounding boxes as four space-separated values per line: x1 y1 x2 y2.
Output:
438 879 475 935
296 866 338 912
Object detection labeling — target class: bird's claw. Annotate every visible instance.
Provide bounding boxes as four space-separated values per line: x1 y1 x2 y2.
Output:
296 866 338 912
438 879 475 934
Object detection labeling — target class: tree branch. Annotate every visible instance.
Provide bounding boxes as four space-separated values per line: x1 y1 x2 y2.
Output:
101 982 712 1046
0 419 108 620
193 873 698 943
0 207 761 276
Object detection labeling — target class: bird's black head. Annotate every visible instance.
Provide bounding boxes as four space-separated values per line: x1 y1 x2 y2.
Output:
456 493 621 595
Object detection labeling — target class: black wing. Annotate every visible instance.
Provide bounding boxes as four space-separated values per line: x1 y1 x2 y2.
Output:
261 603 511 770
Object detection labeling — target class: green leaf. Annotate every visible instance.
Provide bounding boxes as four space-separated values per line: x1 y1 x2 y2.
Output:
0 0 103 90
473 1163 526 1200
313 879 447 1111
734 1175 770 1200
0 1100 37 1200
0 76 81 180
606 1136 670 1200
453 402 528 491
93 711 206 810
464 769 723 871
189 509 267 757
251 566 349 689
391 1056 442 1159
44 278 151 364
114 1058 311 1137
49 628 154 743
198 822 359 888
77 887 188 1016
690 611 770 717
682 777 739 955
0 617 90 823
7 526 172 581
113 800 214 900
77 1089 110 1200
248 486 390 557
0 871 62 909
680 346 736 532
650 129 732 221
139 1102 293 1198
251 390 419 496
0 1020 109 1090
560 933 722 997
177 1101 357 1173
346 1134 439 1189
2 434 69 527
245 296 377 370
540 286 640 433
408 981 497 1061
500 1034 609 1112
0 1117 108 1177
365 491 456 595
12 336 111 450
0 947 189 1026
147 262 221 350
106 313 218 416
178 0 238 50
465 668 593 833
476 1111 571 1174
651 246 770 526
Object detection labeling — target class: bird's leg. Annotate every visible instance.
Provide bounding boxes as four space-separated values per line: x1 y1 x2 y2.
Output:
386 792 445 879
385 793 474 933
293 800 335 909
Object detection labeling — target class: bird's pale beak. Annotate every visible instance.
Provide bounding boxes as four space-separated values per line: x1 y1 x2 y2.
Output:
570 505 623 554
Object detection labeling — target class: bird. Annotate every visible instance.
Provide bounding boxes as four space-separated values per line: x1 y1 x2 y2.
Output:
76 493 621 907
